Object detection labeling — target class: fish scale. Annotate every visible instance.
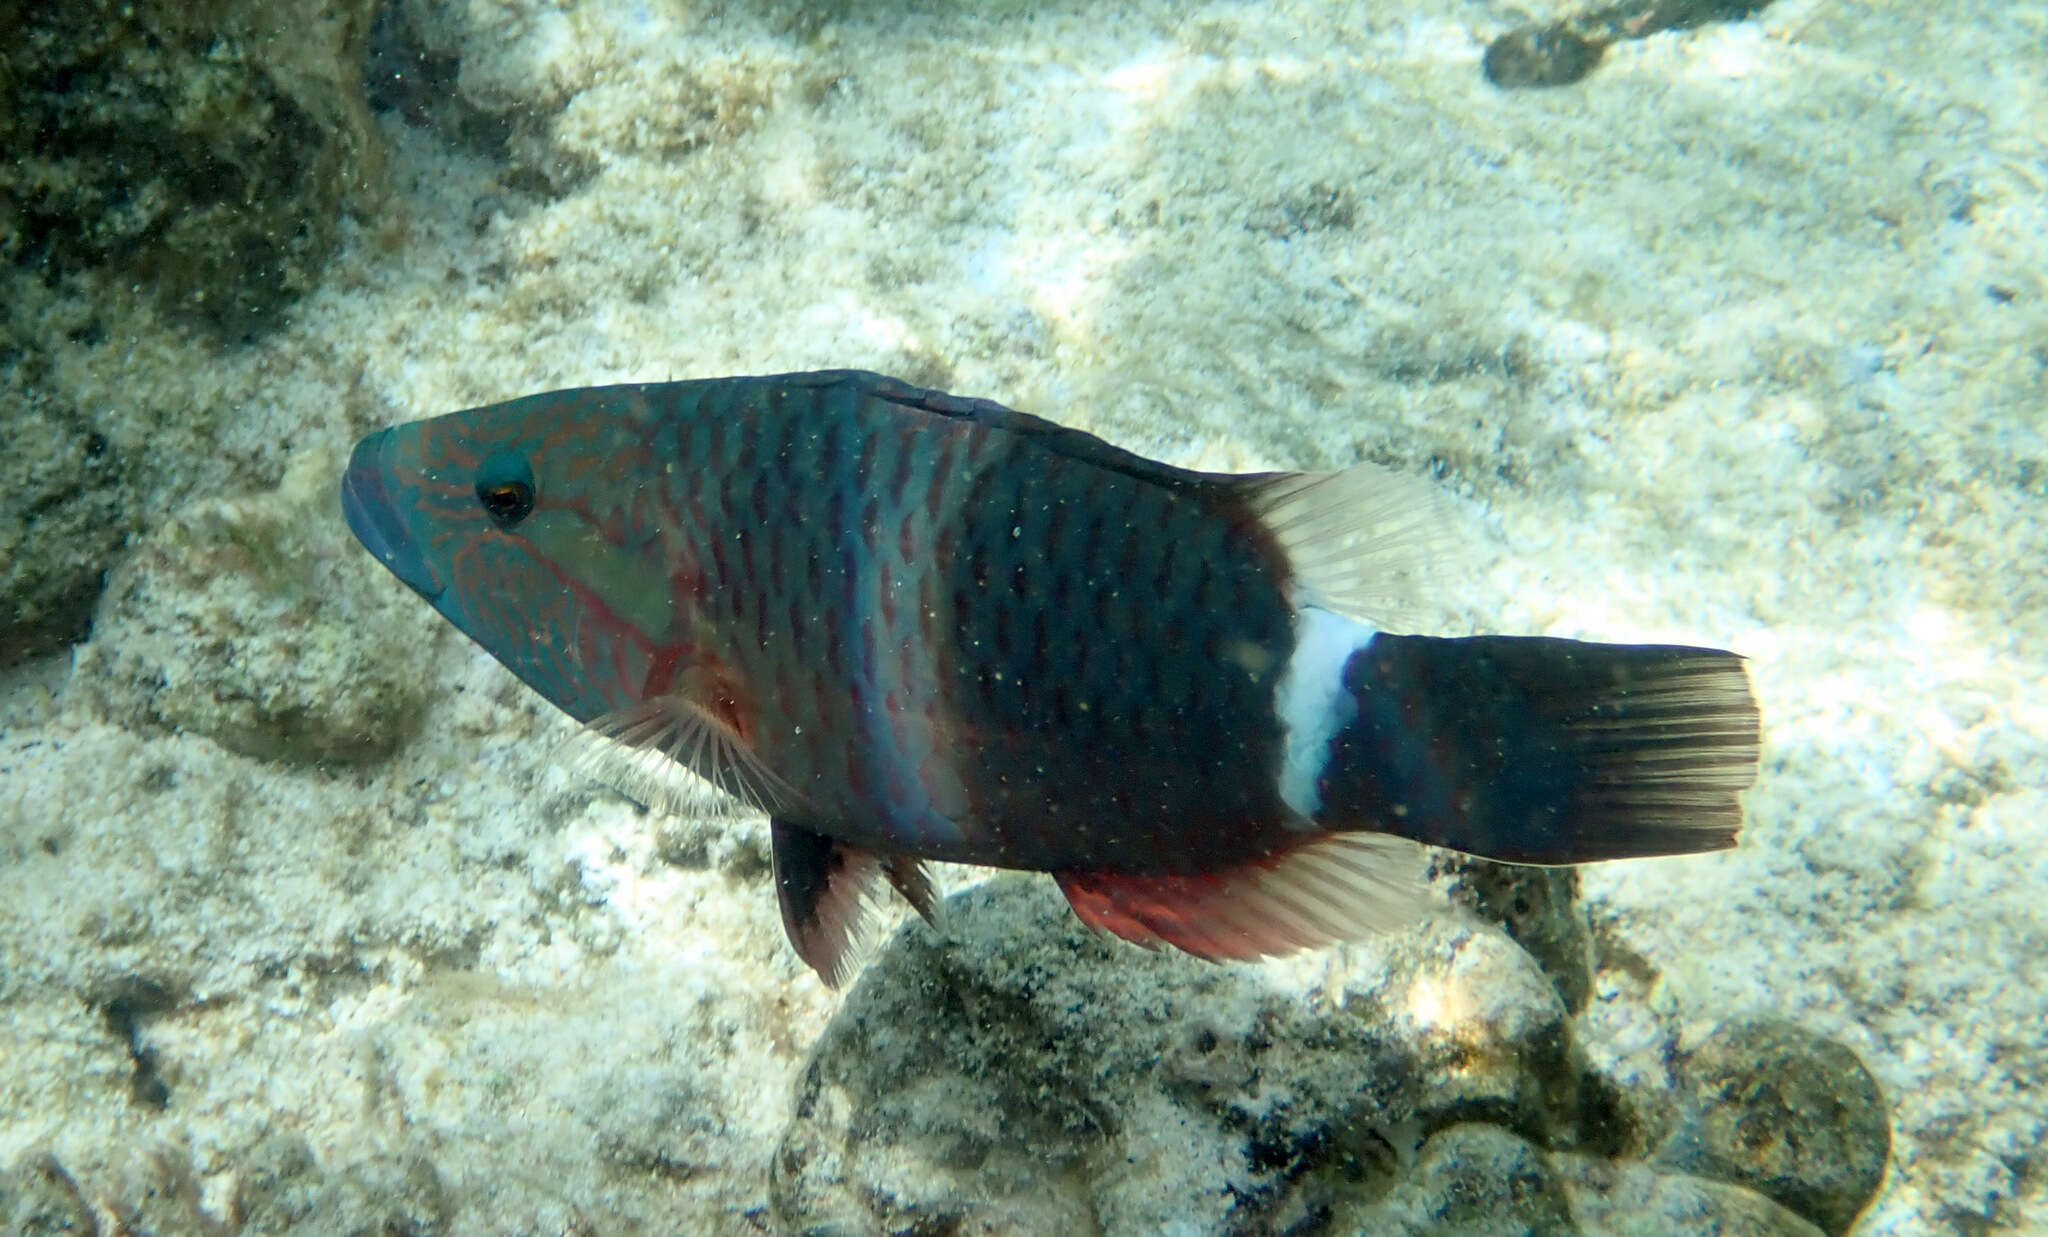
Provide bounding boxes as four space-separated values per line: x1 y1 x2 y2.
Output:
343 369 1759 985
659 378 992 852
938 441 1298 869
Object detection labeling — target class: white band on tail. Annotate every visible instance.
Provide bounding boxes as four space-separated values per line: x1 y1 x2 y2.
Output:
1274 605 1377 821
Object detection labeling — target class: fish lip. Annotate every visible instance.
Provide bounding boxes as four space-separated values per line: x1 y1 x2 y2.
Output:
340 432 446 602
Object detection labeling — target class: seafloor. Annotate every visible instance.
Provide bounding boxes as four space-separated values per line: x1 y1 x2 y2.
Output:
2 0 2043 1232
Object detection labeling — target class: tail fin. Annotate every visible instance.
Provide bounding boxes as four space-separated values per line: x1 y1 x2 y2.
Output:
1315 634 1759 864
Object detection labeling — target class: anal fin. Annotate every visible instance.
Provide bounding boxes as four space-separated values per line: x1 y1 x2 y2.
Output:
1055 832 1431 963
770 819 938 987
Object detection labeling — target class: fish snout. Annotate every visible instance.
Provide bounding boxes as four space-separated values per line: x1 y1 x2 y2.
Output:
341 432 447 601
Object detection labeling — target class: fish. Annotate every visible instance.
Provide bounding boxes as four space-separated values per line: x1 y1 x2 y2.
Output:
340 369 1759 986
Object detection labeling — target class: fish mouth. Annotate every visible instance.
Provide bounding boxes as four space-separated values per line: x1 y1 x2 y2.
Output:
340 431 446 602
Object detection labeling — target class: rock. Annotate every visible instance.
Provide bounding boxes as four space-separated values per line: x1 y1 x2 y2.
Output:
1 0 383 338
1301 1124 1826 1236
0 391 137 664
1438 856 1595 1013
1556 1153 1825 1237
771 875 1582 1234
0 1140 451 1237
1 0 385 662
0 1155 96 1237
360 0 594 199
1654 1018 1890 1235
1333 1123 1578 1235
1482 25 1609 90
233 1134 326 1232
1482 0 1773 90
74 447 440 765
581 1066 737 1186
314 1151 451 1237
768 879 1885 1236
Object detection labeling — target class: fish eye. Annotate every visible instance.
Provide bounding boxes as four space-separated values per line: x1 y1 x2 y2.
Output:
475 450 536 530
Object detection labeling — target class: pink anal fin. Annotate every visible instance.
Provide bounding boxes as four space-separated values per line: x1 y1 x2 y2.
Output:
769 819 937 987
1054 832 1433 963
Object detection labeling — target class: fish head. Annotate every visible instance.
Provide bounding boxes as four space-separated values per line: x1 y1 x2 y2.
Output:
340 387 680 723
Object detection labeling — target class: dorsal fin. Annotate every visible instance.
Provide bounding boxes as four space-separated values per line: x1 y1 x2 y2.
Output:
1241 465 1467 631
771 819 939 987
842 369 1222 492
823 372 1467 630
1054 832 1432 962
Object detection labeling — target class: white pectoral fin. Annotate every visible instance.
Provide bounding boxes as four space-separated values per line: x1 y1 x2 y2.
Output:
560 693 795 818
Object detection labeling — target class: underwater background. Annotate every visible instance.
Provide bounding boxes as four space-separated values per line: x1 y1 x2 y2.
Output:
2 0 2043 1232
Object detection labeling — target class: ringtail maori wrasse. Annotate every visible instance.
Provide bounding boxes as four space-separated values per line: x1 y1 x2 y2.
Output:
340 370 1760 986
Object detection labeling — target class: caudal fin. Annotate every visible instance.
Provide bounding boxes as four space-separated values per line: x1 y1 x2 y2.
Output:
1316 634 1760 865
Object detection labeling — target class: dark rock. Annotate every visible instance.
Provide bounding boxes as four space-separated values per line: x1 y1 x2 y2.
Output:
584 1068 732 1185
0 0 383 339
771 875 1580 1234
356 0 593 199
1484 0 1775 89
0 1139 455 1237
236 1138 452 1236
0 388 139 665
1302 1124 1828 1236
1 0 387 665
1556 1152 1825 1236
1438 856 1594 1013
1655 1018 1890 1235
1484 25 1609 89
1346 1124 1577 1235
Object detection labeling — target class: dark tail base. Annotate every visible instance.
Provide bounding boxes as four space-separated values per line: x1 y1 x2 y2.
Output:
1322 635 1760 865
